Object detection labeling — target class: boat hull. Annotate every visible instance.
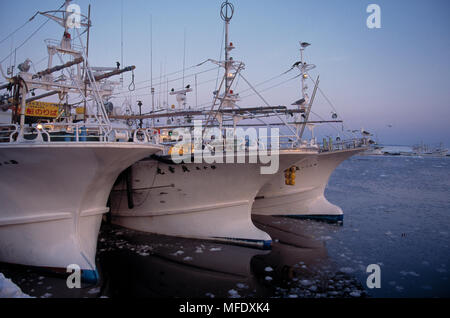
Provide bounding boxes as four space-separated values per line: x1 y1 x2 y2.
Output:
0 143 162 278
252 148 364 221
110 150 316 248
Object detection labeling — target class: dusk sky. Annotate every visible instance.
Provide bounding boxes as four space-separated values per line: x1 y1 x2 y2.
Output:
1 0 449 146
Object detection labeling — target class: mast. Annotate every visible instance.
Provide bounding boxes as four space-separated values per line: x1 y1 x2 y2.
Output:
221 1 234 94
120 0 124 88
150 14 155 126
83 4 91 122
294 41 316 143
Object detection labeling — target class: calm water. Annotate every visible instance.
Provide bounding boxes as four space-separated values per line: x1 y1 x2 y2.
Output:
1 155 449 298
323 155 450 297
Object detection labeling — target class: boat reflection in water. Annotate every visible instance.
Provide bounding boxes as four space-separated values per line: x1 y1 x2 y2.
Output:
97 216 365 298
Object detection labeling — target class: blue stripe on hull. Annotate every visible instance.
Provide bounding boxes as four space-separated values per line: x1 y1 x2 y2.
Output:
212 237 272 250
81 269 99 284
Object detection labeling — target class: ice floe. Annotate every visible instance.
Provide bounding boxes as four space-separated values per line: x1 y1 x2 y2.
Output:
0 273 32 298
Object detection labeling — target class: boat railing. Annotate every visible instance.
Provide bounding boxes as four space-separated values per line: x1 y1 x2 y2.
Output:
0 123 160 145
319 137 368 152
44 39 83 55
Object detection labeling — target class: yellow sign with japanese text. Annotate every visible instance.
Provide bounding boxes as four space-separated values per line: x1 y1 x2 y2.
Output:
22 101 60 118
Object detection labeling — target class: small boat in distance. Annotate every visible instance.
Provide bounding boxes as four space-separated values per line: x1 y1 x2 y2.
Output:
412 142 448 157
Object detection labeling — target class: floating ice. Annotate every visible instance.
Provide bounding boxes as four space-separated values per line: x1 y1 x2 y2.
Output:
40 293 52 298
299 279 312 286
88 287 101 294
339 267 355 274
400 271 420 277
236 283 248 289
349 291 361 297
395 286 404 292
0 273 32 298
265 276 273 281
183 256 193 261
228 289 240 298
209 247 222 252
172 250 184 256
264 267 273 272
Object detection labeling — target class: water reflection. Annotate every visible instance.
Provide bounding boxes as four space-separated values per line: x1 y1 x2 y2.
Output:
96 216 364 298
0 216 365 298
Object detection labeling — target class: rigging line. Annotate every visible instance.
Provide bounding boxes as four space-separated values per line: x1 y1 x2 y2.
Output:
115 77 218 99
1 20 49 65
0 11 40 45
182 28 186 88
0 2 65 65
215 23 225 91
112 67 218 95
235 68 293 95
309 109 352 139
134 60 210 86
239 72 299 139
306 72 338 114
239 74 301 100
306 71 350 136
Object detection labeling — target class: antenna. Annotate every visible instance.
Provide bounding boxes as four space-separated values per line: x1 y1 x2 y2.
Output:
120 0 124 87
150 14 155 126
182 28 186 89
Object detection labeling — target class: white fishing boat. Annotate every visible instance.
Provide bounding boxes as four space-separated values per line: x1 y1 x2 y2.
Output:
252 43 369 222
109 1 320 248
253 146 365 222
0 1 163 281
110 148 316 249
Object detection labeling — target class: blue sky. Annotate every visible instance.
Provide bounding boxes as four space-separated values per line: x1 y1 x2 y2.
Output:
1 0 449 146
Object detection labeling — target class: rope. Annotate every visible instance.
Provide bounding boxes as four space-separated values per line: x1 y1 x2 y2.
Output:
215 23 225 91
0 2 66 65
133 60 210 86
236 68 293 95
0 12 39 45
112 67 217 96
128 69 135 91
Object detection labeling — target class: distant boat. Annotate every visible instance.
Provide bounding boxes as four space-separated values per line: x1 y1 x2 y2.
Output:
412 142 448 157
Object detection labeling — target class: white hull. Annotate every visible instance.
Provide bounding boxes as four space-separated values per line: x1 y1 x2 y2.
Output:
110 150 316 248
252 148 364 221
0 143 162 279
